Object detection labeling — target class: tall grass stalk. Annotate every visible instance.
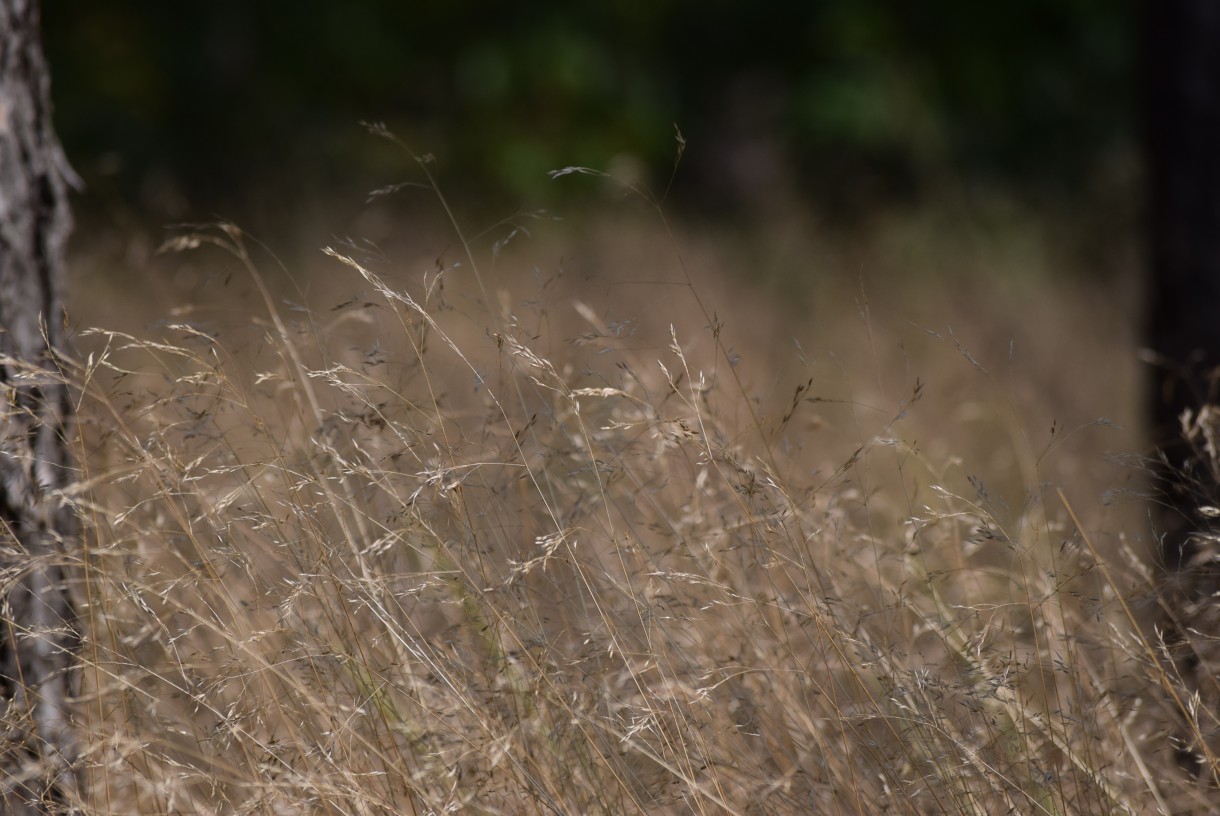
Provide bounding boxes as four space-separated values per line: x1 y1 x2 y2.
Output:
63 171 1216 815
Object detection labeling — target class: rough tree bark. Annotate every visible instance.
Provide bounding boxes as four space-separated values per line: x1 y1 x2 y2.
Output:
0 1 80 813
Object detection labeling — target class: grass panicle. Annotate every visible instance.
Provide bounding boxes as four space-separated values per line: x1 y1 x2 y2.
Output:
57 165 1217 814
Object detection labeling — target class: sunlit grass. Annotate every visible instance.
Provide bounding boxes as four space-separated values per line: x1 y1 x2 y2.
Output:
63 173 1219 814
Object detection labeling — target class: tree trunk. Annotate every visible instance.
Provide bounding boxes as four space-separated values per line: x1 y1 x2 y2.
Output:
0 1 79 813
1145 0 1220 567
1144 0 1220 780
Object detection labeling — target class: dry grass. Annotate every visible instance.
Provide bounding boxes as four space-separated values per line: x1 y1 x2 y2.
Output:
57 176 1220 814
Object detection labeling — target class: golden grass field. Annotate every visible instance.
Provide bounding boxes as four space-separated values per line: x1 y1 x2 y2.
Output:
60 180 1220 814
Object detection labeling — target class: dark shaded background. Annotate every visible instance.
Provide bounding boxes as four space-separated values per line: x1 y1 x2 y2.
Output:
43 2 1136 246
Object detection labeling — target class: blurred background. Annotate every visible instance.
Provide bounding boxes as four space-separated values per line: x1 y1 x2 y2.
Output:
44 2 1151 541
44 2 1137 251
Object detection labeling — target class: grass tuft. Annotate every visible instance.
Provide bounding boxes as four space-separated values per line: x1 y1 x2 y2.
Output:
61 189 1218 814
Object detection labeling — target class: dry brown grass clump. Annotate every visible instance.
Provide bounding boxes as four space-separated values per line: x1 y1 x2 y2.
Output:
58 203 1215 814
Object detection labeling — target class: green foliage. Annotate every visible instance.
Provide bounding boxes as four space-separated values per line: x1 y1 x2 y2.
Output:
45 1 1134 221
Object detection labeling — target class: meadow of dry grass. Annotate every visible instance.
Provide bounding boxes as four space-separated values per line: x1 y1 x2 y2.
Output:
58 179 1220 814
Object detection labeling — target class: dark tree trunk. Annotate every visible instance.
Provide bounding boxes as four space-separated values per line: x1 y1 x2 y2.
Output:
1144 0 1220 568
0 1 79 813
1144 0 1220 780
